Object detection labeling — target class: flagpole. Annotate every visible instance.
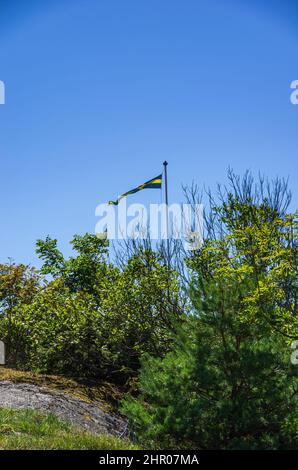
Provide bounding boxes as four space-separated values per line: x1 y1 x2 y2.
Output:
163 161 170 266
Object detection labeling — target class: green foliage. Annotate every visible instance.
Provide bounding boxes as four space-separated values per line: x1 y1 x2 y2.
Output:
1 234 181 382
191 196 297 338
99 250 181 376
0 172 297 450
122 314 298 449
36 234 110 295
0 263 39 364
122 183 298 449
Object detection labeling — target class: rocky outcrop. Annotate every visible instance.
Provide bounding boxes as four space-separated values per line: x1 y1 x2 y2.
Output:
0 381 127 437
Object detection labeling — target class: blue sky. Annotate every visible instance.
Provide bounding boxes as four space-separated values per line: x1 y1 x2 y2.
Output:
0 0 297 265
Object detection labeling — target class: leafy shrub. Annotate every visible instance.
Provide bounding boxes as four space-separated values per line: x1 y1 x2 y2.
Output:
0 236 182 383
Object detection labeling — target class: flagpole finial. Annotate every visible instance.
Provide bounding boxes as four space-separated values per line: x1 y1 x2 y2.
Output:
163 160 168 166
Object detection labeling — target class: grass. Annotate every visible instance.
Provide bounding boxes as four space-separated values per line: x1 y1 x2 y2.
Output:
0 408 138 450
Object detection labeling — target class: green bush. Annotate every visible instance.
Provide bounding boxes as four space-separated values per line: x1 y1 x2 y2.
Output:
0 236 181 383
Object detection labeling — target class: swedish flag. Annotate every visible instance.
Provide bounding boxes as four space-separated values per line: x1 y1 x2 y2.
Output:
108 174 162 205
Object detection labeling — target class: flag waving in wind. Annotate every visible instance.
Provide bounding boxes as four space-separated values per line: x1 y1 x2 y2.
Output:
108 174 162 205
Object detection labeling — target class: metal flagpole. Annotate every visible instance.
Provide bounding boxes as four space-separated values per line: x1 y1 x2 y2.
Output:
163 161 170 266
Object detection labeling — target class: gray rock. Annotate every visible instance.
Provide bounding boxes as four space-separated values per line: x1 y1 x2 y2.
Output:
0 381 127 437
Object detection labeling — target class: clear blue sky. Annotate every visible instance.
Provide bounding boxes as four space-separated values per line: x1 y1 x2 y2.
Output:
0 0 297 265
